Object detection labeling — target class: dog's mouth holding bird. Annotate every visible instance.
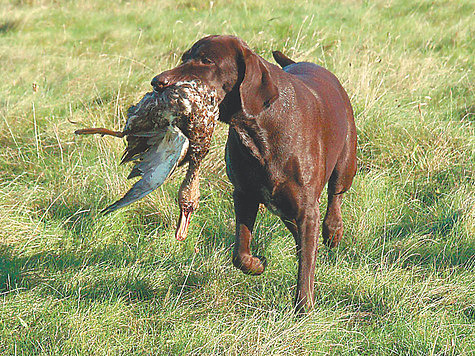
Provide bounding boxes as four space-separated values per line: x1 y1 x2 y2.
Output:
75 81 219 241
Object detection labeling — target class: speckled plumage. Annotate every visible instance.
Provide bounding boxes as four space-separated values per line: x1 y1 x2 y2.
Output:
102 81 219 215
122 81 219 165
75 81 219 237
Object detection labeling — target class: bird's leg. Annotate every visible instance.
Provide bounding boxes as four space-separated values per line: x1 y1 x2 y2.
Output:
74 128 125 138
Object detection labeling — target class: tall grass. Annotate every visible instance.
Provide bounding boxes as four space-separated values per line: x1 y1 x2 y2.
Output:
1 0 474 354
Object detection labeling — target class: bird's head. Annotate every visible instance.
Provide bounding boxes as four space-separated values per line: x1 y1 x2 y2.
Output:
175 165 201 241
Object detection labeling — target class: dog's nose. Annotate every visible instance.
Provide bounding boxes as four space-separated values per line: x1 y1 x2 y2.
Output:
151 75 171 92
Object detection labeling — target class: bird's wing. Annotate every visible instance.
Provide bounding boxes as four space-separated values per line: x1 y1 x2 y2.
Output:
102 125 189 215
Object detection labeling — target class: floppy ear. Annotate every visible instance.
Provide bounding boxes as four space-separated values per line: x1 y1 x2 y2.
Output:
239 47 279 117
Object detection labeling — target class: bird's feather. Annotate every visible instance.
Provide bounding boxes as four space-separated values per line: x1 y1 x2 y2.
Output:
102 125 189 215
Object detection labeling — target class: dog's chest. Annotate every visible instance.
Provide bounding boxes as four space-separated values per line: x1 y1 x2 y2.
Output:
225 128 289 218
225 128 266 189
259 186 285 217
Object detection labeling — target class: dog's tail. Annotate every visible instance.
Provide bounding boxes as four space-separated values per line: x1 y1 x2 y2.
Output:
272 51 296 68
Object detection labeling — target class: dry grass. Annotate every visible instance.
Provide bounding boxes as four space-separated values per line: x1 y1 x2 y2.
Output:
0 0 474 354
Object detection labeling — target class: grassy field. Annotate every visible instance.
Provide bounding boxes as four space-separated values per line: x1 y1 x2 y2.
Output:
0 0 474 354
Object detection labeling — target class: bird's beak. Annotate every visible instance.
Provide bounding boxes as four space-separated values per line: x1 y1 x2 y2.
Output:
175 208 193 241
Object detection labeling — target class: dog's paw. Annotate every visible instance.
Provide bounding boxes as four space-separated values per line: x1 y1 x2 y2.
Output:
233 254 267 275
322 223 343 249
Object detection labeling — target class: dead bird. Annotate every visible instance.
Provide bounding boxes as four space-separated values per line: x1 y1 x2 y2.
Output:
75 81 219 240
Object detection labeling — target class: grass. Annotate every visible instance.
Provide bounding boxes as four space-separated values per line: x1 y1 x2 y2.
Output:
0 0 474 354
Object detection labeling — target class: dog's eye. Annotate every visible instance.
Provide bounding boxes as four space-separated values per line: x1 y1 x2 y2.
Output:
201 57 213 65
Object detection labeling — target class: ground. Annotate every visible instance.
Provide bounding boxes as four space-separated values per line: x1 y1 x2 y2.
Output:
0 0 474 354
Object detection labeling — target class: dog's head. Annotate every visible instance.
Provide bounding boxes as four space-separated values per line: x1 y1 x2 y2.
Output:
151 35 279 120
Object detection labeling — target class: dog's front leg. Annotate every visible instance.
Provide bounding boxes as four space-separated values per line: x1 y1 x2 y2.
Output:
232 190 267 275
294 207 320 314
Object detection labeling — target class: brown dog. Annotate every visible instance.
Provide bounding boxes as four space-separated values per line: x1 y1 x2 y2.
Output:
151 35 357 313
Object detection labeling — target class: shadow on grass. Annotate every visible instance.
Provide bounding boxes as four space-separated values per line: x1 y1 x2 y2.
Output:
2 177 472 317
335 207 474 270
458 105 474 123
0 237 221 305
0 200 147 296
0 19 19 34
383 209 461 242
1 196 289 316
0 243 156 301
356 163 475 269
0 197 226 306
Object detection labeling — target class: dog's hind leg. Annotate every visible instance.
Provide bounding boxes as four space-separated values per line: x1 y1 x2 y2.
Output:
322 190 344 248
322 127 357 248
232 190 267 275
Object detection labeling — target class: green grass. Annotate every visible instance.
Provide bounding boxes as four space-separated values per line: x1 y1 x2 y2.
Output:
0 0 474 354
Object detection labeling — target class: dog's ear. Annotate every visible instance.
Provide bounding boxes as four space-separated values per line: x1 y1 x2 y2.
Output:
239 47 279 117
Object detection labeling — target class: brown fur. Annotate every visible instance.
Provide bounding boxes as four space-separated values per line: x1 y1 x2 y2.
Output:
151 35 357 313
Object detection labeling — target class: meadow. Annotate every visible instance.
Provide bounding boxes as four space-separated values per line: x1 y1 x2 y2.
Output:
0 0 473 354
